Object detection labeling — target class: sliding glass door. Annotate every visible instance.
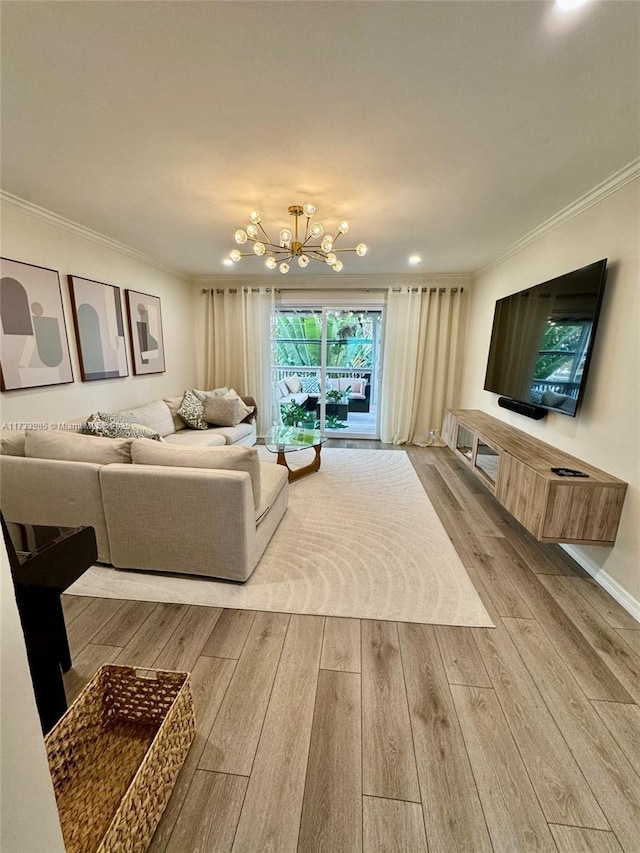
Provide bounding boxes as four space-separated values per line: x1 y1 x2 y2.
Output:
273 307 382 438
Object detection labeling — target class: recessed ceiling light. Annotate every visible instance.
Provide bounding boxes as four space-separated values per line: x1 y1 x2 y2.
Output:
409 255 422 266
223 258 234 267
555 0 588 10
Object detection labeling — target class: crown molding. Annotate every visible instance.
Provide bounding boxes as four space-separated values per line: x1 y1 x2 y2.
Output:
0 190 184 278
476 157 640 277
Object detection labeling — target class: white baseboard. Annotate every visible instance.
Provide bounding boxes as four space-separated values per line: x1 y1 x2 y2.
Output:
561 545 640 624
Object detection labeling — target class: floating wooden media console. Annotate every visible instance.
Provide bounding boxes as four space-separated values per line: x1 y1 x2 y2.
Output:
443 409 627 546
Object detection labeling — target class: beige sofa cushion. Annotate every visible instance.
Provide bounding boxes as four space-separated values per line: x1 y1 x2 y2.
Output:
0 430 26 456
254 462 289 523
207 422 255 445
163 430 227 447
25 429 133 464
131 439 262 507
117 399 175 437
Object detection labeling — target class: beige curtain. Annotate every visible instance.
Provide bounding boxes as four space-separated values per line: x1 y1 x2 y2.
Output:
379 286 463 446
203 288 274 435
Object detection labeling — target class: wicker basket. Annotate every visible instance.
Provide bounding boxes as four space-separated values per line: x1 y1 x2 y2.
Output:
45 664 196 853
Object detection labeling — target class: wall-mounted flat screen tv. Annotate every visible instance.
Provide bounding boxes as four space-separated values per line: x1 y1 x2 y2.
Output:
484 259 608 417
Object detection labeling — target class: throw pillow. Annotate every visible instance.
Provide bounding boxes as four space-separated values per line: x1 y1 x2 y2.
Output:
130 440 262 507
163 395 187 431
200 394 241 427
285 374 303 394
116 399 175 437
177 389 209 430
223 389 255 422
84 414 163 441
193 387 229 399
301 376 320 394
25 429 133 464
277 379 290 398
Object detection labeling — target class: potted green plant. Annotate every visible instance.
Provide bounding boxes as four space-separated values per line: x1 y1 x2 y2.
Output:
325 385 351 421
280 400 307 427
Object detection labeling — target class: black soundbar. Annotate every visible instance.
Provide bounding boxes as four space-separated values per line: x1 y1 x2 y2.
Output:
498 397 547 420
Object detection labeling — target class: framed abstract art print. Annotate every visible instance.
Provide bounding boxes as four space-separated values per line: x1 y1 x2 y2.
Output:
0 257 74 391
125 289 166 375
68 275 129 381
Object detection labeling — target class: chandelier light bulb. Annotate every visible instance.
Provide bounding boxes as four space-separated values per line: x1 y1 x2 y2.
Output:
230 249 242 263
333 260 344 272
298 255 310 268
253 241 266 255
356 243 368 256
249 210 262 225
321 235 333 253
246 224 258 239
310 222 324 239
235 229 248 244
265 257 277 269
338 221 349 234
279 228 292 247
303 204 316 217
279 262 290 274
326 252 337 266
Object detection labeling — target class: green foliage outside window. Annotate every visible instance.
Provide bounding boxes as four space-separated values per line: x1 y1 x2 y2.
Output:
275 312 376 369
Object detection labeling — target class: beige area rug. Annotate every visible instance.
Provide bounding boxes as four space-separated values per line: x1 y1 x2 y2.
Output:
68 448 493 627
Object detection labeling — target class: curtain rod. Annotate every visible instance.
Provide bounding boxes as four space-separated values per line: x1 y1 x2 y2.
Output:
201 286 463 294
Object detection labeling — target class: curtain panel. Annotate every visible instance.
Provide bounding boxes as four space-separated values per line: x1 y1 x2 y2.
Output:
380 286 463 446
203 288 275 435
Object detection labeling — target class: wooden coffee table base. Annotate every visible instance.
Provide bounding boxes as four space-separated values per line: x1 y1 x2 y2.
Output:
276 443 323 482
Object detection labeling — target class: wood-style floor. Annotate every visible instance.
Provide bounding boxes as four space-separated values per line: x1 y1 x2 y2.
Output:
61 444 640 853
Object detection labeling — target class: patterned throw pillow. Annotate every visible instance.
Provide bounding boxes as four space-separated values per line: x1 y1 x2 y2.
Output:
84 414 163 441
177 389 209 430
301 376 320 394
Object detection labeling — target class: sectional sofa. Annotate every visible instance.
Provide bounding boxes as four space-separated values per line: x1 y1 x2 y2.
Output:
0 394 288 582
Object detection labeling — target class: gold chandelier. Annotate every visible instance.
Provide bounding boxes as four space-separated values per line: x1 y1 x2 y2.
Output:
227 203 367 273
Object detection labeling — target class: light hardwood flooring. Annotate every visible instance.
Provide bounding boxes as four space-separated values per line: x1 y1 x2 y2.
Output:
61 444 640 852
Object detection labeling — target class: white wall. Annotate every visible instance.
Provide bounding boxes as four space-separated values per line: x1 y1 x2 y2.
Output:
0 200 199 850
1 200 198 424
460 177 639 609
0 541 66 853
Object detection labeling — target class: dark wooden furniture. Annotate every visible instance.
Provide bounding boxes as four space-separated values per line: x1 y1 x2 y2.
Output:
1 516 98 733
442 409 627 546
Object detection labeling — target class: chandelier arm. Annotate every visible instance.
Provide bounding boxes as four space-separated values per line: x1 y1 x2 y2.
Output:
258 222 274 244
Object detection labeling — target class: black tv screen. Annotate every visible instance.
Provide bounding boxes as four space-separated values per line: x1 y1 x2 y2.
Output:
484 259 608 417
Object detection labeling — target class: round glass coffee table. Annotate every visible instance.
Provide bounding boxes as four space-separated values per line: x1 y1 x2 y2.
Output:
264 426 327 482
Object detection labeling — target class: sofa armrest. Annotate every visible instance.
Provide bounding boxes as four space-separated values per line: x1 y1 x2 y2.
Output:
100 464 257 581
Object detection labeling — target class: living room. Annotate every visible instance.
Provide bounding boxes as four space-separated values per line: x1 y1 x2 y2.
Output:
1 2 639 851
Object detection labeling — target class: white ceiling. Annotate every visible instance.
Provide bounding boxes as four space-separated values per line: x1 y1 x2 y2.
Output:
1 1 638 277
